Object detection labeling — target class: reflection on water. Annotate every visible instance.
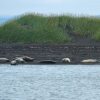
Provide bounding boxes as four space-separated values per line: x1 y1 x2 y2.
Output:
0 65 100 100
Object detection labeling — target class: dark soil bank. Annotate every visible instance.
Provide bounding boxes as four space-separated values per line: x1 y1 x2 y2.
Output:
0 43 100 64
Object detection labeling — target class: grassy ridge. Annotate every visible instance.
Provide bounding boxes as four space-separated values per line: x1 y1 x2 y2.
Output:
0 14 100 43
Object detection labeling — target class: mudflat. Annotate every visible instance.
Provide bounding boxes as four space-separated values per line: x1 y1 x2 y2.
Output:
0 43 100 64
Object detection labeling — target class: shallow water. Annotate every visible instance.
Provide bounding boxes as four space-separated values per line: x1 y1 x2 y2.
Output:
0 65 100 100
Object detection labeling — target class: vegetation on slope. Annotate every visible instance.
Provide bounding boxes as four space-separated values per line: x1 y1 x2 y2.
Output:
0 14 100 43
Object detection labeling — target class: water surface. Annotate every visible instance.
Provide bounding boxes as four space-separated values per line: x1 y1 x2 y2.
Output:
0 65 100 100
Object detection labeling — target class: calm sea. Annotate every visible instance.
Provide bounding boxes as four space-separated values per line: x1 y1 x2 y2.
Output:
0 65 100 100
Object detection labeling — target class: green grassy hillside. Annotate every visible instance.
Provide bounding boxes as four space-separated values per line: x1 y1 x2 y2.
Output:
0 14 100 43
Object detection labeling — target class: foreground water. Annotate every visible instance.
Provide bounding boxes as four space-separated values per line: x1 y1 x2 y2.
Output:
0 65 100 100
